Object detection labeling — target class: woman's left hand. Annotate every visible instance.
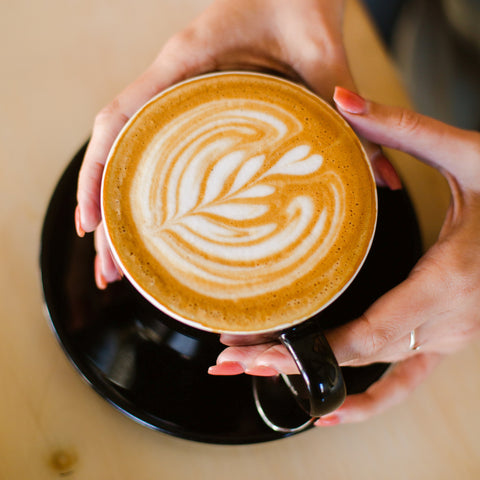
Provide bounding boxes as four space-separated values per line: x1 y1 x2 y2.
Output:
209 87 480 426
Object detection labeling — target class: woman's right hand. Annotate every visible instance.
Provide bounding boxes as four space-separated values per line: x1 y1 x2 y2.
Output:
75 0 400 288
210 88 480 425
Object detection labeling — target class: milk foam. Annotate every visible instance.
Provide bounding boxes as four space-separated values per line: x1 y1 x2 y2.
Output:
130 99 343 299
103 73 376 332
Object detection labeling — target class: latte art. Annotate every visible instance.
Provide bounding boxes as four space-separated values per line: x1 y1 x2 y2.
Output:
102 73 376 332
132 99 341 299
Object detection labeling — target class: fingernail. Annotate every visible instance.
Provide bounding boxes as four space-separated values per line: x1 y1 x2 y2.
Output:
96 273 107 290
375 154 403 191
208 361 245 376
94 256 107 290
245 366 278 376
315 413 341 427
95 271 108 290
333 86 367 114
75 205 85 238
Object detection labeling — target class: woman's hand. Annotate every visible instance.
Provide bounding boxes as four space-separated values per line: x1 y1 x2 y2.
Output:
209 87 480 426
75 0 399 288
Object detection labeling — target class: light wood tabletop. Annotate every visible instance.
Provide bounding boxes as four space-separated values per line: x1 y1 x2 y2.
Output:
1 1 479 479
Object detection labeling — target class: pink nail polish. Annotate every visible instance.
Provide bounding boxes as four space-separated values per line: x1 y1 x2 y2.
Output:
75 205 85 238
96 272 107 290
315 414 341 427
333 86 367 114
208 361 245 376
94 256 107 290
375 154 403 191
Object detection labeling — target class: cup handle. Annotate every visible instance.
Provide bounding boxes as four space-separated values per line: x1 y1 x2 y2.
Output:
279 321 346 418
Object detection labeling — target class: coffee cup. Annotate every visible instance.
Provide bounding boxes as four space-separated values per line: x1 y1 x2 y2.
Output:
101 71 377 426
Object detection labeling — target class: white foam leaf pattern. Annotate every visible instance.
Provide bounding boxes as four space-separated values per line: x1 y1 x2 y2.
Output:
131 99 345 300
234 185 275 199
176 139 232 217
167 144 325 233
229 154 265 194
199 202 269 221
202 150 246 205
265 145 323 177
180 215 276 242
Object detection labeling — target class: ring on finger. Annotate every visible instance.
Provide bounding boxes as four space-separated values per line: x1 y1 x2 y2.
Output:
409 330 421 352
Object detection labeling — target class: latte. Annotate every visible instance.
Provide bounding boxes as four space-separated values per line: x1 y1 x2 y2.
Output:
102 72 377 333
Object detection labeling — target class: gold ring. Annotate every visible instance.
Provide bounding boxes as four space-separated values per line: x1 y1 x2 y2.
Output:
409 330 421 351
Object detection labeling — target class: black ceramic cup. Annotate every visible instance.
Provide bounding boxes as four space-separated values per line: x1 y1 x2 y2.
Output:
99 72 377 429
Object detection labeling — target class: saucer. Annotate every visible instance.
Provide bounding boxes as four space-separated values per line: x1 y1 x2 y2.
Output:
40 142 422 444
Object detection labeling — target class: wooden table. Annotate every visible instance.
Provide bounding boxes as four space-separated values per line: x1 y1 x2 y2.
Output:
1 1 479 478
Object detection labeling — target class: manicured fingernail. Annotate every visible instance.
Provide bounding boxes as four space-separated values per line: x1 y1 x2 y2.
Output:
333 86 367 114
75 205 85 237
94 256 107 290
375 154 403 190
245 366 278 376
95 272 107 290
315 413 341 427
208 361 245 375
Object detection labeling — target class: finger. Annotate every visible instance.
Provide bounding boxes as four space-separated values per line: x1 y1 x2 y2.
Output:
76 36 217 234
93 223 122 289
333 87 480 188
207 362 246 376
315 353 443 425
365 145 402 191
346 330 424 366
74 205 85 237
209 343 300 376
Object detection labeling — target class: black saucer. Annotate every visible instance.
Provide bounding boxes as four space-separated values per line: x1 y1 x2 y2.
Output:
40 143 422 444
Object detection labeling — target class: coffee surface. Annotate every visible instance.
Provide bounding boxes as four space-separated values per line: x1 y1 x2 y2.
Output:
102 73 376 332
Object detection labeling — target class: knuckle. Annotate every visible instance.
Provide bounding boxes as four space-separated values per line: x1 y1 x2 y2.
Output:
157 28 215 78
93 100 130 132
94 101 117 124
396 108 423 137
94 100 128 127
349 315 392 360
296 34 346 70
296 37 327 63
162 28 201 58
93 109 109 128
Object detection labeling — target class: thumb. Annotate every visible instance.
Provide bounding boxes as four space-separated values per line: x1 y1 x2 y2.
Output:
333 87 480 190
325 265 443 366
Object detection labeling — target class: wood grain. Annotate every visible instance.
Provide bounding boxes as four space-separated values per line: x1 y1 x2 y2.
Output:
0 1 478 479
